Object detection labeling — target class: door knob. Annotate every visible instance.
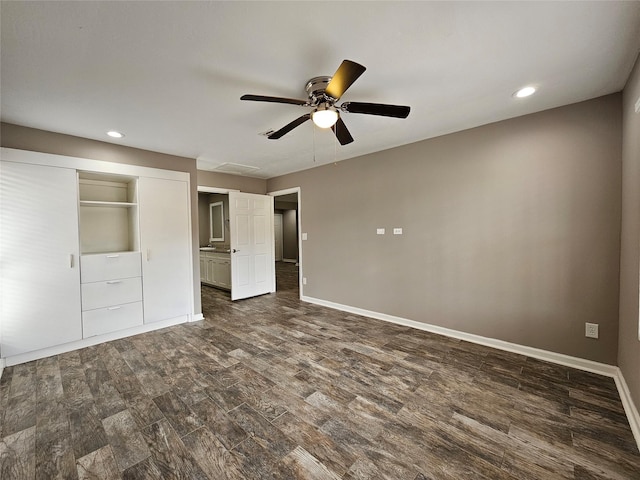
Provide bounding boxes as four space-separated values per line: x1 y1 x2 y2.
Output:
233 249 239 253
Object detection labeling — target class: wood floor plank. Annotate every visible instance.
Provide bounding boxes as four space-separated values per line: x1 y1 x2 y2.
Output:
227 402 295 458
139 418 209 479
152 391 203 437
35 412 77 480
181 426 246 480
102 409 150 471
0 425 36 479
121 456 164 479
68 402 109 459
76 445 120 480
120 349 172 398
281 445 342 480
273 411 356 477
189 397 247 449
3 362 37 437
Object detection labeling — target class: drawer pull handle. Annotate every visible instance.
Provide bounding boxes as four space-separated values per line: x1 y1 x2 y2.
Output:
106 280 122 285
106 254 120 258
107 306 122 311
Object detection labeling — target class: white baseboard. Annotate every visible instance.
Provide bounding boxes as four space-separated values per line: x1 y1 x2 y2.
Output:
191 313 205 322
3 315 189 367
301 295 640 450
282 258 297 263
612 368 640 449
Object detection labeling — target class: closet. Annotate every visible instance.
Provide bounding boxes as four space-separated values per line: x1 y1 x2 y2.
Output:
0 148 194 365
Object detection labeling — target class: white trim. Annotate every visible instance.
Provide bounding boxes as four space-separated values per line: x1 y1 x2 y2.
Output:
197 186 239 194
282 258 297 263
191 313 205 322
3 315 189 367
1 147 189 182
613 368 640 448
301 294 640 450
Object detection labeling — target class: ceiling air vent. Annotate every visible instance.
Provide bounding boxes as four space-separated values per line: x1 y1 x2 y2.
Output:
212 162 260 176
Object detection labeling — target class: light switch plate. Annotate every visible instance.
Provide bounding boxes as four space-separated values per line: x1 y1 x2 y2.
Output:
393 228 403 235
302 233 308 241
377 228 385 235
585 322 599 339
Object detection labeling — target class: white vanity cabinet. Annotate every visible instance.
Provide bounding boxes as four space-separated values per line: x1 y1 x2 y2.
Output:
0 161 83 357
0 148 194 366
200 251 231 290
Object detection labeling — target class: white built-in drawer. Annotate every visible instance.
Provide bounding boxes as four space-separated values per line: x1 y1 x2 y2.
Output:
81 277 142 311
82 301 143 338
81 252 141 283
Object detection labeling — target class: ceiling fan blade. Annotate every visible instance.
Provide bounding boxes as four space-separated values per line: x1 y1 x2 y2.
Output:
342 102 410 118
241 94 308 106
268 113 312 139
331 117 354 145
325 60 366 100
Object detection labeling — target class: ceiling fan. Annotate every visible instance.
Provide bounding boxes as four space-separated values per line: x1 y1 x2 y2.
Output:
240 60 410 145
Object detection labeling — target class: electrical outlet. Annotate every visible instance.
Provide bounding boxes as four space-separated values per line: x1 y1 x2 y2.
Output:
585 322 599 339
393 228 403 235
376 228 385 235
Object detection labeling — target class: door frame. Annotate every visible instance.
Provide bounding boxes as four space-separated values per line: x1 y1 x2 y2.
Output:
268 187 302 299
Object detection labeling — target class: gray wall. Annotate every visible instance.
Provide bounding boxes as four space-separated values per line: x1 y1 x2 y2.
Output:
282 209 298 261
198 193 230 247
1 122 204 315
618 56 640 409
268 94 622 365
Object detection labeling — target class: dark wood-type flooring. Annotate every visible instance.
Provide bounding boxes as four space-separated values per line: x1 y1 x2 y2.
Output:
1 262 640 479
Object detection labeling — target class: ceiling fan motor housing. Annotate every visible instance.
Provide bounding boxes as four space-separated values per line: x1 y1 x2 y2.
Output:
305 76 334 104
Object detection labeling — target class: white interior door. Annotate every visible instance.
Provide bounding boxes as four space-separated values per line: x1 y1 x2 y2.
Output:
229 192 275 301
274 213 283 261
139 176 192 323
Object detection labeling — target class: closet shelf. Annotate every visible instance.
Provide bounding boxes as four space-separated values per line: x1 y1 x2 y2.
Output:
79 200 137 207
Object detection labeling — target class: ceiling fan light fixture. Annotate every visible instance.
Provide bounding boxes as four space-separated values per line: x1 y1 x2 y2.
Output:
311 106 338 129
106 130 125 138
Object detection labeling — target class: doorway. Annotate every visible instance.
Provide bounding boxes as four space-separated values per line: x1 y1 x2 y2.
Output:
269 187 302 298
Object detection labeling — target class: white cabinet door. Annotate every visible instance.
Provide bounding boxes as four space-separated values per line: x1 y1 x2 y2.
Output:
138 177 192 323
229 192 275 300
1 161 82 357
218 258 231 289
199 254 207 282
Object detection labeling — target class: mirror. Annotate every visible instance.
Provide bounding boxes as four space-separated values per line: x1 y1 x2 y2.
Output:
209 201 224 242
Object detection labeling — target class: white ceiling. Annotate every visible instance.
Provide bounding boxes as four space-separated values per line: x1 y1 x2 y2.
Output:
2 1 640 179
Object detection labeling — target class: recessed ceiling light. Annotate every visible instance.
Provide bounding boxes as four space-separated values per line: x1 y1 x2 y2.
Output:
106 130 124 138
514 86 536 98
